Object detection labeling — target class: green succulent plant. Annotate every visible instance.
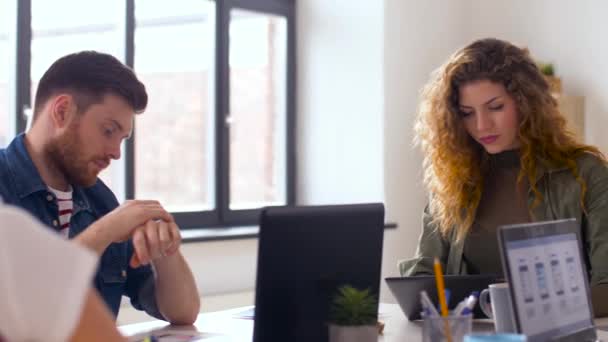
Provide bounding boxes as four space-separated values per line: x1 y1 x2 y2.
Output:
539 62 555 76
329 285 378 326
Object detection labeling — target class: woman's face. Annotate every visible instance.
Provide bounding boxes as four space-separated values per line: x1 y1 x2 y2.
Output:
458 80 521 154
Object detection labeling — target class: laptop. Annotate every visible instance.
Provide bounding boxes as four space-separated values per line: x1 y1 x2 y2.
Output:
385 274 500 320
252 203 385 342
498 219 600 342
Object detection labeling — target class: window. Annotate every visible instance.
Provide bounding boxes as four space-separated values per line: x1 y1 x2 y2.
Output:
212 0 296 226
130 0 295 227
5 0 295 229
228 9 287 210
134 1 216 213
30 0 122 83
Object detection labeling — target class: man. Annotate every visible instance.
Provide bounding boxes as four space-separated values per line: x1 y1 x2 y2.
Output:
0 203 125 341
0 51 200 324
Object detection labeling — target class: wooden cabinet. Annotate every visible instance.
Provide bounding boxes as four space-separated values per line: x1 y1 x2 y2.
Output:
557 95 585 142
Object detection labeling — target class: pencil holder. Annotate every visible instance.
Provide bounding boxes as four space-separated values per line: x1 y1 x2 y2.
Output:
422 315 472 342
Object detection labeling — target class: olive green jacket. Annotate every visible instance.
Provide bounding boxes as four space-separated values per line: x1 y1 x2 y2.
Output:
399 153 608 286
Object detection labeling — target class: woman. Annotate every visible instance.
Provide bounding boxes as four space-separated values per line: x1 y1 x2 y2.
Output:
399 38 608 314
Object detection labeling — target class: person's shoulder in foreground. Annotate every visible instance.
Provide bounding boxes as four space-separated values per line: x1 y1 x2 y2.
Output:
0 203 125 342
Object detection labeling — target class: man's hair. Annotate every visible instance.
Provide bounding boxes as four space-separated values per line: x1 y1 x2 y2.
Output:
33 51 147 121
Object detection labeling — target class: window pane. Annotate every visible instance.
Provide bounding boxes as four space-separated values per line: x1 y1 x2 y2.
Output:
229 10 287 210
31 0 123 81
134 1 215 212
31 0 125 197
0 0 10 147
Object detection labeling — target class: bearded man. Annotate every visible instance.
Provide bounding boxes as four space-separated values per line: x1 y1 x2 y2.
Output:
0 51 200 324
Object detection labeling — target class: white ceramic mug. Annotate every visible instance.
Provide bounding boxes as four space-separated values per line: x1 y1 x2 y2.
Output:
479 283 517 333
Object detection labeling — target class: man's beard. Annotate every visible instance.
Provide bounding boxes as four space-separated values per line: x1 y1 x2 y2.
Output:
44 124 100 188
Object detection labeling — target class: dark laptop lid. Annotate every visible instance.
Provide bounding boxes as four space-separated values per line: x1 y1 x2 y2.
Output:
385 274 500 320
253 203 385 342
498 219 597 342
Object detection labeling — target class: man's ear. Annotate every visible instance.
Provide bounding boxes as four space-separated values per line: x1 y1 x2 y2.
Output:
49 94 77 129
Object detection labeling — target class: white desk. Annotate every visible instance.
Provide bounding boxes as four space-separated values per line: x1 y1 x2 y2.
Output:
120 304 608 341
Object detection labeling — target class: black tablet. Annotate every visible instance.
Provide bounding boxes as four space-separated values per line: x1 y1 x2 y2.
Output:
386 274 501 320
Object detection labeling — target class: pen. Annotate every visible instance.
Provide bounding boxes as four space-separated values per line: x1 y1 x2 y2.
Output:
420 290 440 317
454 291 479 316
451 291 475 315
459 294 478 316
420 295 430 317
434 257 453 342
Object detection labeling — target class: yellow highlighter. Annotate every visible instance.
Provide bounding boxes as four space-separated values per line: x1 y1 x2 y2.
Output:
434 257 453 342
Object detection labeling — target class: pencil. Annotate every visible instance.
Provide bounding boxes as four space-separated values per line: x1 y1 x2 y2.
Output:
433 257 449 316
434 257 453 342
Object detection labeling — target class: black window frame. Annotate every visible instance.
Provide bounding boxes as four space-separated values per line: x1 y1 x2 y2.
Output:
8 0 296 230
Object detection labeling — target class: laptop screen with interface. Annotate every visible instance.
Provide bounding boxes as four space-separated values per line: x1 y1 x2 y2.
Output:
498 219 597 342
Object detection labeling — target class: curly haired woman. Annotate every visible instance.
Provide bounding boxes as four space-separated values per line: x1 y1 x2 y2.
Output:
399 38 608 315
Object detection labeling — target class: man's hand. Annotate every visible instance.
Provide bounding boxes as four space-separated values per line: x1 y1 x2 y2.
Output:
130 219 182 268
99 200 174 243
74 200 174 255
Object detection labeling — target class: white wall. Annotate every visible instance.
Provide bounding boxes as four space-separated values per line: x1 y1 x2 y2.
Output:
296 0 384 204
382 0 469 302
181 239 258 297
467 0 608 152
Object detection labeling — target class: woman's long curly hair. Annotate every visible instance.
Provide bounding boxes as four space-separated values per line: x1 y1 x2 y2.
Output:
415 38 604 242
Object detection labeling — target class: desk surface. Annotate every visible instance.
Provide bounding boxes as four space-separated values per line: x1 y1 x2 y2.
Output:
120 304 608 341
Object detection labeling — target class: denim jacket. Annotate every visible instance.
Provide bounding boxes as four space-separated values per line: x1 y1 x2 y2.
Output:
400 153 608 286
0 134 162 319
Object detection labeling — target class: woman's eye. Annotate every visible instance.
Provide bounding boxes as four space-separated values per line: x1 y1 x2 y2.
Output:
460 111 473 117
489 104 504 111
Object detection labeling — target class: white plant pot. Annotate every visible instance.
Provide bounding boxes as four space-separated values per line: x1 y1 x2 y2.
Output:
328 324 378 342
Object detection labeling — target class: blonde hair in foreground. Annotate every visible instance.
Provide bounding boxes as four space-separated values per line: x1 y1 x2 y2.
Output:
414 37 605 242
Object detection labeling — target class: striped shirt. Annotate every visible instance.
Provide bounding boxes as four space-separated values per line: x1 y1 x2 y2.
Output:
47 186 73 238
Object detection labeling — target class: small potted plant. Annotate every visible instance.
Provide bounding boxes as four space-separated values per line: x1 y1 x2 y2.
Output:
328 285 379 342
538 61 562 95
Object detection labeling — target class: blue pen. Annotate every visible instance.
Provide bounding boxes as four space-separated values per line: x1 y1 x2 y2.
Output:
444 289 451 308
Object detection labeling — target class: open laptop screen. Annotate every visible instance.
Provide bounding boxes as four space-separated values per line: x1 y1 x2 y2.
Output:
498 219 596 342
